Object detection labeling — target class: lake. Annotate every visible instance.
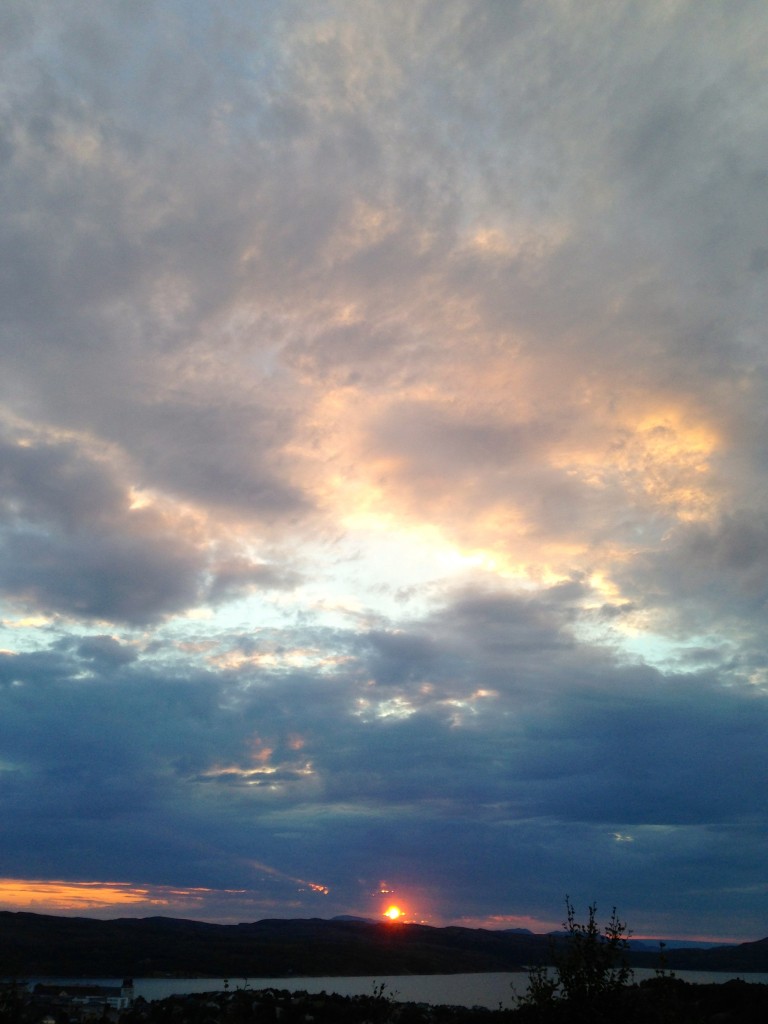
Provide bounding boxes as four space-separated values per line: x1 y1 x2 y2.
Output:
27 970 768 1010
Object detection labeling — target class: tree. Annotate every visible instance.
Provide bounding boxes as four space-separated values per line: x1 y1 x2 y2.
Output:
519 897 633 1022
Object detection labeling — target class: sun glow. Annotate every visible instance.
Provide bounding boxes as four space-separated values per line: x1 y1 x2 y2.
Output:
384 904 403 921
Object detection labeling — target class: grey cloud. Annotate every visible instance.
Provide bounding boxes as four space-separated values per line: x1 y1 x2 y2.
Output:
421 585 587 690
128 402 308 521
3 0 763 566
1 0 767 936
0 431 300 623
76 635 137 666
620 510 768 638
374 401 558 476
509 680 768 825
0 528 201 624
1 580 767 932
0 437 117 527
307 588 768 833
749 246 768 273
0 641 344 887
0 432 201 623
0 9 312 525
365 629 438 686
207 558 301 604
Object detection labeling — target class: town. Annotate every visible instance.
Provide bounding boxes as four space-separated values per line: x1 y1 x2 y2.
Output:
1 979 502 1024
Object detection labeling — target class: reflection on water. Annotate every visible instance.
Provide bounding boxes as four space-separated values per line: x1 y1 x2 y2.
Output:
28 970 768 1011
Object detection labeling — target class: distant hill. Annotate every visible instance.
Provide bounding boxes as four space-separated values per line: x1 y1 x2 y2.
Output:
633 935 768 974
626 939 724 950
1 911 766 978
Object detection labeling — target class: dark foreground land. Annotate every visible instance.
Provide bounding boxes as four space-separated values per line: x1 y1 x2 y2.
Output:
137 982 768 1024
5 979 768 1024
4 912 768 1022
2 912 768 977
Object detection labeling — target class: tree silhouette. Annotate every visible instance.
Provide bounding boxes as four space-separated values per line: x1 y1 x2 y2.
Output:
519 896 632 1022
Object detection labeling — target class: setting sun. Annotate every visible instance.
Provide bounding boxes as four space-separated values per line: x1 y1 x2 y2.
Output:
384 905 403 921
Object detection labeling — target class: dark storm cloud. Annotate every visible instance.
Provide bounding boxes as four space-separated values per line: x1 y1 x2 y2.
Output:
0 645 275 882
316 588 768 829
1 573 767 932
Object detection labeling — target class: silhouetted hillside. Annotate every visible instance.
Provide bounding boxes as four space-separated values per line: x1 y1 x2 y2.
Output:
634 935 768 973
1 912 766 978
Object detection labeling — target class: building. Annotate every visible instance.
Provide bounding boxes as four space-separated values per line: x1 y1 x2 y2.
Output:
32 979 134 1016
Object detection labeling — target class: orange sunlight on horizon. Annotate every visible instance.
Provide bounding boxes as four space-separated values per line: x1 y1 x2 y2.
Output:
0 877 257 916
0 877 166 911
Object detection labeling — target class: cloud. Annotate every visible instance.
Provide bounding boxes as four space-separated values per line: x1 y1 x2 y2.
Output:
3 576 765 932
1 0 767 938
75 635 138 667
618 510 768 659
0 427 300 623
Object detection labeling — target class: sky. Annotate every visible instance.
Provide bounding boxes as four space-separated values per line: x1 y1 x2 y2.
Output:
1 0 767 943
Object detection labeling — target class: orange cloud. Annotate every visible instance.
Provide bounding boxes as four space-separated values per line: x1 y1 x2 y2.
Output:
0 878 257 917
0 878 165 911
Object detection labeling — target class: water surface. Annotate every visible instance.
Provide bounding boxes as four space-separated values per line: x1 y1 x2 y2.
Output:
27 970 768 1011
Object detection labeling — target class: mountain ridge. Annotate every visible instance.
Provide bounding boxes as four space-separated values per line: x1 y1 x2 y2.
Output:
1 911 766 978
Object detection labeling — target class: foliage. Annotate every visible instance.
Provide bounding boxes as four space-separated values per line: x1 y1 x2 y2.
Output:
518 897 632 1022
555 897 633 1001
